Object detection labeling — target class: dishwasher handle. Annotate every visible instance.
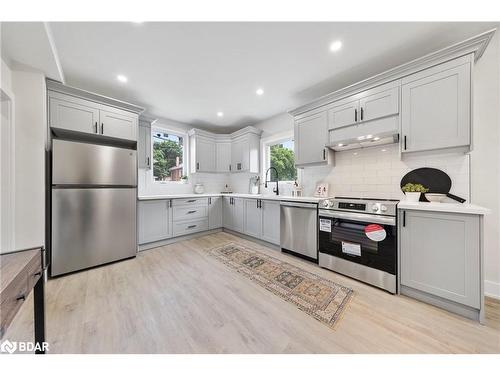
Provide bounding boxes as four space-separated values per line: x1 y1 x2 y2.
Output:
280 201 318 209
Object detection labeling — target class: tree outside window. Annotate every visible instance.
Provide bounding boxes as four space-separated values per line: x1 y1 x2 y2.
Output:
269 140 297 182
152 130 184 182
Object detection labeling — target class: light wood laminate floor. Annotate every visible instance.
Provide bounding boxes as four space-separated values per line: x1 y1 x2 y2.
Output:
4 231 500 353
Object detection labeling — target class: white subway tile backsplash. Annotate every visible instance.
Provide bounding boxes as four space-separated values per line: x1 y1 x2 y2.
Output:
301 143 470 201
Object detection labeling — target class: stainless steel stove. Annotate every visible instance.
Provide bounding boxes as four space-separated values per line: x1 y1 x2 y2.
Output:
318 197 399 293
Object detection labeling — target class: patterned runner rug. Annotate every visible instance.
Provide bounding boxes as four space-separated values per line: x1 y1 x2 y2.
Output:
207 243 353 329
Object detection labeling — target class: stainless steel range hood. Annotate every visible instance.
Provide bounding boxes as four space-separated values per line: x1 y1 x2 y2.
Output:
327 116 399 151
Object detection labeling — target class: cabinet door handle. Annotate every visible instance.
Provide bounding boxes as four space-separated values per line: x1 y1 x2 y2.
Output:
323 148 326 160
196 162 200 170
402 211 406 227
404 136 407 150
16 294 26 301
354 108 358 122
360 107 364 121
169 199 172 208
229 164 232 171
94 121 98 133
101 123 104 134
33 271 42 277
146 157 150 167
208 197 211 205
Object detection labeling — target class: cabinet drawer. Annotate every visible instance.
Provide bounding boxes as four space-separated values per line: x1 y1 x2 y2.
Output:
26 253 43 292
173 219 208 237
0 272 28 337
173 205 208 222
171 198 209 207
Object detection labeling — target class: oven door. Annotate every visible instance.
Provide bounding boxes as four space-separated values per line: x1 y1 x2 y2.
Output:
318 210 397 275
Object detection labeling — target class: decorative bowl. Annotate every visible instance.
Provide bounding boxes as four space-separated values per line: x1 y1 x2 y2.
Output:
425 193 446 203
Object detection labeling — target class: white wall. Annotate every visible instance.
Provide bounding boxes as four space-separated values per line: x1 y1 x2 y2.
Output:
138 117 230 196
0 56 46 252
11 69 46 251
471 32 500 298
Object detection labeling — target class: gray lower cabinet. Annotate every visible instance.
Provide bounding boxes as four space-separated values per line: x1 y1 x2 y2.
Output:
261 200 280 245
208 197 223 229
138 200 173 244
223 196 244 232
399 209 480 309
244 199 262 238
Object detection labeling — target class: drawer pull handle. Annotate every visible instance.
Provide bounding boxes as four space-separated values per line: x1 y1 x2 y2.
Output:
16 294 26 301
187 210 197 214
187 200 196 203
187 225 197 229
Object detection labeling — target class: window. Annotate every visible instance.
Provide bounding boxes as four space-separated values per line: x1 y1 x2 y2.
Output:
152 128 185 182
267 139 297 182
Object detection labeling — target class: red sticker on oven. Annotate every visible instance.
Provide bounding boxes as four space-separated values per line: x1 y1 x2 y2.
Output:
364 224 386 242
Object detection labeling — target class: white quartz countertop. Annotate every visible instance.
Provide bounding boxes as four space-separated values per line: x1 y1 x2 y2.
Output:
138 193 324 204
398 201 490 215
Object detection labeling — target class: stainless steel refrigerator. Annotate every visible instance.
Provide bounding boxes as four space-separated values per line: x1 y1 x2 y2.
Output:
51 139 137 276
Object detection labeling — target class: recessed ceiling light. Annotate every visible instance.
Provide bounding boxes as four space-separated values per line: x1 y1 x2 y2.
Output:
256 88 264 96
338 143 344 147
381 149 387 152
117 74 128 83
366 134 373 139
357 136 365 141
373 137 380 141
353 152 358 156
329 40 342 52
217 112 224 117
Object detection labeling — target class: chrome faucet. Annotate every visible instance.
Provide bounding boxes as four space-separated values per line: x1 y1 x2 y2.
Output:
264 167 279 196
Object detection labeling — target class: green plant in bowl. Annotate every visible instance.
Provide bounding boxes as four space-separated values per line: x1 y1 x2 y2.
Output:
401 183 429 193
402 183 429 202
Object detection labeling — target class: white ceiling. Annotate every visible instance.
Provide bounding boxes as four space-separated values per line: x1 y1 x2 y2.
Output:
45 22 497 131
1 22 64 81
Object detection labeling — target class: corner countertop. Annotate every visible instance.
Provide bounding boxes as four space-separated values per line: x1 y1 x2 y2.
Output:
398 201 490 215
138 193 324 204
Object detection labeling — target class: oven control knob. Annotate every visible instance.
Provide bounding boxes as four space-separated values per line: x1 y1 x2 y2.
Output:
322 200 330 208
380 205 388 212
372 205 379 212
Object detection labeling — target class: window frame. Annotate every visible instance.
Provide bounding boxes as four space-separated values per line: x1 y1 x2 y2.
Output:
151 125 188 184
260 130 300 185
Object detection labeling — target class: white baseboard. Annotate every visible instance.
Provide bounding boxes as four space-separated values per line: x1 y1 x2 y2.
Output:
485 280 500 299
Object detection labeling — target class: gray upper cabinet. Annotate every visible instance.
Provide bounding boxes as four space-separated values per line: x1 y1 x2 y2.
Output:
261 200 280 245
401 56 471 153
138 120 152 169
358 86 399 122
294 109 329 167
195 137 217 172
138 200 172 244
400 209 480 308
208 196 223 230
327 99 358 130
49 95 100 135
216 142 232 172
48 82 142 142
244 199 262 238
99 109 138 141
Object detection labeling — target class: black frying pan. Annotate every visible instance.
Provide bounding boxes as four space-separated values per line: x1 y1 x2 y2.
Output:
400 167 466 203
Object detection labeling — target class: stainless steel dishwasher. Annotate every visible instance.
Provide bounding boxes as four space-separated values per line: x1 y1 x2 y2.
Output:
280 201 318 260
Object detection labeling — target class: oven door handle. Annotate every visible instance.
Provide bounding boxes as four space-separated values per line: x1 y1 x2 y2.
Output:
319 209 396 226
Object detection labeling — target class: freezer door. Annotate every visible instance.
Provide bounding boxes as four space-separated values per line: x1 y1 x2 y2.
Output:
52 139 137 186
51 188 137 276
